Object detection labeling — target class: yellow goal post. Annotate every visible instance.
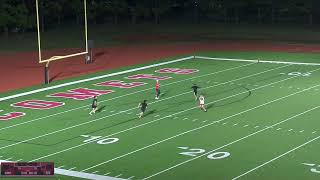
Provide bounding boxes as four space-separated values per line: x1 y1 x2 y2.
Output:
35 0 89 66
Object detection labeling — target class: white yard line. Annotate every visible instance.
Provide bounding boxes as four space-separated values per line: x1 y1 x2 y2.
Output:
0 56 194 102
0 64 288 151
79 84 320 172
55 168 124 180
143 105 320 180
0 61 256 132
33 72 317 164
232 133 320 179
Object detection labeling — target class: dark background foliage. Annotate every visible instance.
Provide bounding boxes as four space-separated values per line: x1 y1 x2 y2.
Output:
1 0 320 36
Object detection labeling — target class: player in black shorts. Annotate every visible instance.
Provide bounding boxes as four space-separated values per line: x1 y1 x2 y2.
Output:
89 96 98 115
191 84 200 101
138 100 148 118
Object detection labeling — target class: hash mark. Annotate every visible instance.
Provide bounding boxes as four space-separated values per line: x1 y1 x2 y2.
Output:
128 176 135 179
312 131 317 134
69 167 76 170
243 125 249 127
115 174 122 178
202 120 207 123
104 172 111 175
276 128 282 131
92 171 99 174
178 147 189 150
233 123 238 126
288 129 293 132
299 130 304 133
254 126 259 128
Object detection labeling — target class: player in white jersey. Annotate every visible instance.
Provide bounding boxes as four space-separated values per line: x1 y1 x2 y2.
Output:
198 95 207 112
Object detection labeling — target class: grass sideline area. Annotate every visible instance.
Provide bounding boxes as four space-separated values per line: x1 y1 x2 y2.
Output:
1 51 320 179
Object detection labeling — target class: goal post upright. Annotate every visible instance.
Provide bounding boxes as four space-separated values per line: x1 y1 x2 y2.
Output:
84 0 88 54
35 0 89 84
35 0 42 63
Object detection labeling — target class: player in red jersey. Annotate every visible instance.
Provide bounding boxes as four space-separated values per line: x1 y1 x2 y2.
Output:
155 80 160 99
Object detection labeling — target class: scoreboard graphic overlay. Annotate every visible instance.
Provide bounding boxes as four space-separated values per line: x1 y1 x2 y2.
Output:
1 162 54 177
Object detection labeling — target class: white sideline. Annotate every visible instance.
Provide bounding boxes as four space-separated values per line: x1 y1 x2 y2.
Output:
143 105 320 180
30 66 307 162
0 61 256 132
0 64 290 151
0 159 124 180
195 56 320 66
82 82 320 172
0 56 193 102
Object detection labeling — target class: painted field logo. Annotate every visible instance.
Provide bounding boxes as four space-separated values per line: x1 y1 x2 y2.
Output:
126 74 171 81
156 68 199 74
0 110 25 121
48 88 114 100
12 100 65 110
96 80 146 89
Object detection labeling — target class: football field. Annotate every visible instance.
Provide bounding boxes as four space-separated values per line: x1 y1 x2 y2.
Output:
1 51 320 179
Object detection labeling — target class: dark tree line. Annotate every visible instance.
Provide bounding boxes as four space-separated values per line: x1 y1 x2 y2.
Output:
0 0 319 36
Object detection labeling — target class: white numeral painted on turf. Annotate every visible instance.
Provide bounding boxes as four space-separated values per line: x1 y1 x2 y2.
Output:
287 72 311 77
179 148 206 157
81 135 119 144
207 152 230 160
302 162 320 174
178 147 230 160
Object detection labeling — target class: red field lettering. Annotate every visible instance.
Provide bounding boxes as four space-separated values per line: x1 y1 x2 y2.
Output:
156 68 199 74
48 88 113 100
0 110 25 121
126 74 171 81
96 80 146 89
12 100 65 110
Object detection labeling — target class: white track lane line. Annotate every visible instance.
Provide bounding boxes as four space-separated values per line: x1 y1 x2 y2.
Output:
143 106 320 180
0 64 289 151
31 69 315 162
0 62 256 132
0 56 194 102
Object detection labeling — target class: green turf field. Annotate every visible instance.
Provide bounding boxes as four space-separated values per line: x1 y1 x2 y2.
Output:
1 51 320 179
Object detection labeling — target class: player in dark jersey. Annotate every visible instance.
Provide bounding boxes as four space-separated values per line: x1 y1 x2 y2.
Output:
89 96 98 115
138 100 148 118
191 84 200 100
155 80 160 99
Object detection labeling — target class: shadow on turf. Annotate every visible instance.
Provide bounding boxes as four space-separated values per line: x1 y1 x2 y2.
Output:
96 105 106 113
206 85 252 110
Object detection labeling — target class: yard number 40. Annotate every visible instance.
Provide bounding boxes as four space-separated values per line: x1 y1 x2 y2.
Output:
81 135 119 144
178 147 230 160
